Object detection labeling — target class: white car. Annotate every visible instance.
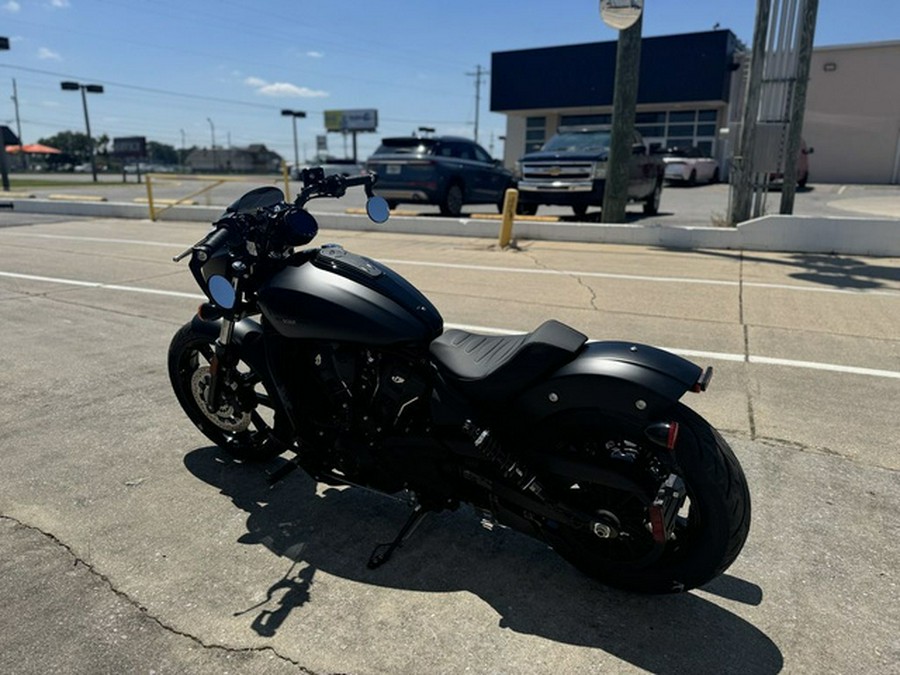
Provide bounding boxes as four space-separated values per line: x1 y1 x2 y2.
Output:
662 147 719 186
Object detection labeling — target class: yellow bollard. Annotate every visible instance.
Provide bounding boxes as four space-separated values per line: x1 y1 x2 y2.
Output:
498 188 519 248
282 161 291 202
146 173 156 221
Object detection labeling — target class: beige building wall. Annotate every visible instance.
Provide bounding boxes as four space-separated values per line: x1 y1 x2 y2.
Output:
804 41 900 184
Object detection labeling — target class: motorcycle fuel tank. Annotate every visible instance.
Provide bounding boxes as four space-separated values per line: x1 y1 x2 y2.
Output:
258 245 443 345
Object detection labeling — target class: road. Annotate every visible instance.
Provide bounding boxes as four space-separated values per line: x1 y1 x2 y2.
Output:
0 210 898 673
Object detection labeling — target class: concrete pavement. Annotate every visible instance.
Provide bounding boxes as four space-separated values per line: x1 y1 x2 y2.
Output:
0 213 898 673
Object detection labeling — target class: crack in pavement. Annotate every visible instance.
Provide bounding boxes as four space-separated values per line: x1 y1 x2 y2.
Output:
520 249 600 312
0 514 312 672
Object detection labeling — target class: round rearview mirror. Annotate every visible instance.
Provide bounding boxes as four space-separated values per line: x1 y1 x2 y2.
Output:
600 0 643 30
366 195 390 224
208 275 236 309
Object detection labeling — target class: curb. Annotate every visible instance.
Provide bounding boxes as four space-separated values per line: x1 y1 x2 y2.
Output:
6 198 900 257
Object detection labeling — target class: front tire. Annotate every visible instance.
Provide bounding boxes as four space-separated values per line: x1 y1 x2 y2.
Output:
539 405 750 593
643 180 662 215
168 322 286 461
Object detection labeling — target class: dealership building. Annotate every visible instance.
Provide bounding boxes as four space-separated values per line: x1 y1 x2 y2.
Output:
491 30 900 184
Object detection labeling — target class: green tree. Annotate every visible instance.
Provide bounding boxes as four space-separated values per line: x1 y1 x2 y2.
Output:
37 130 93 166
147 141 178 165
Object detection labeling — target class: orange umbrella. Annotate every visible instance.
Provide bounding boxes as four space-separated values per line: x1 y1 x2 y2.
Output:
5 143 63 154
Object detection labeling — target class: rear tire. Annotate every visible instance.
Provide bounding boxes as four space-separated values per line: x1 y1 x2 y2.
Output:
168 322 286 461
539 405 750 593
439 183 464 217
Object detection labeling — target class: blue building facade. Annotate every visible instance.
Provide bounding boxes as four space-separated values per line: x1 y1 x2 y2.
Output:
491 30 744 166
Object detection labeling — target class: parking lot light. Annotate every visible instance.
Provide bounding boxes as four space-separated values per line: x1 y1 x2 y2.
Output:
61 81 104 182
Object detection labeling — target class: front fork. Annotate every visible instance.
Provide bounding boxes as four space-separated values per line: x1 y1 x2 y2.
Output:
203 273 244 414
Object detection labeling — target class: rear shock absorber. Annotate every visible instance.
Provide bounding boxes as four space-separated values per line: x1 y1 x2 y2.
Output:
462 421 545 501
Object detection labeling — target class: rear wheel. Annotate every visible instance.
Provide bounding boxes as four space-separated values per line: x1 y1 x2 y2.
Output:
439 183 464 217
538 405 750 593
167 323 286 461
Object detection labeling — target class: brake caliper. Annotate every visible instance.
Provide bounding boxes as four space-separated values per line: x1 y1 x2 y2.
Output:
648 473 687 543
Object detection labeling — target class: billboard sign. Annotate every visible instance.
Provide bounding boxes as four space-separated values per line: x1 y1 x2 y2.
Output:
113 136 147 157
324 109 378 133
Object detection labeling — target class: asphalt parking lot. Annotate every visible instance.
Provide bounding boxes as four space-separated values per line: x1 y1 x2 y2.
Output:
1 209 898 673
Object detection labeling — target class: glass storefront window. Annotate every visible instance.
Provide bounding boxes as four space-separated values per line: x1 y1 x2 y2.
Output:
560 114 611 127
669 111 697 123
668 125 695 137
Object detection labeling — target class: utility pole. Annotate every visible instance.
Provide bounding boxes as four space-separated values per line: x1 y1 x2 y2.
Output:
729 0 771 225
11 78 25 170
779 0 818 214
466 65 489 145
601 12 643 223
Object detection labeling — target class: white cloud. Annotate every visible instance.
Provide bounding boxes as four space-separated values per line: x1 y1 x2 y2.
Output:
3 1 21 13
306 51 324 59
38 47 61 60
50 0 70 7
244 76 327 98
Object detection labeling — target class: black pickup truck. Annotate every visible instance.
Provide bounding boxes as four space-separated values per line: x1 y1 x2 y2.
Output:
515 127 665 218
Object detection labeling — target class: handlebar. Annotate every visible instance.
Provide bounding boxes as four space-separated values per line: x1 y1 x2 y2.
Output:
172 222 234 262
294 169 376 208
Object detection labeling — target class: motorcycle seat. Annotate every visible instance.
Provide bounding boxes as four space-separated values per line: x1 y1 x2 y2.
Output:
429 319 587 402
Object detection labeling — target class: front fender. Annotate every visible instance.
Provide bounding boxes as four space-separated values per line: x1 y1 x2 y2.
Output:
512 341 706 424
189 314 267 374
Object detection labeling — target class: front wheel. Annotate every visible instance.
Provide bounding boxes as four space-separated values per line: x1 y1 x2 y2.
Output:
167 322 286 461
643 181 662 215
539 405 751 593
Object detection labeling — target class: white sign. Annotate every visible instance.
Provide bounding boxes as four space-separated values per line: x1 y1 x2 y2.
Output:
600 0 643 30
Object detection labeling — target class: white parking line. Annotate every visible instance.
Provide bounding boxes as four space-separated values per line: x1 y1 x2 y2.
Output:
2 269 895 380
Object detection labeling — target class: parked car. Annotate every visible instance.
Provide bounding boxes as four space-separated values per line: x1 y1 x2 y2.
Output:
662 146 720 185
365 136 515 216
515 127 664 217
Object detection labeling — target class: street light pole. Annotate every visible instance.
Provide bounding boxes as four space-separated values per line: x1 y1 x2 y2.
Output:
61 81 104 182
206 117 216 172
281 109 306 171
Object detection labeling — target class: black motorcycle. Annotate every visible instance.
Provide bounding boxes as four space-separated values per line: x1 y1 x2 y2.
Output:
168 168 750 593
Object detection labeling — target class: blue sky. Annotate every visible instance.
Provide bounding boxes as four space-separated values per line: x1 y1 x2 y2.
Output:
1 0 897 164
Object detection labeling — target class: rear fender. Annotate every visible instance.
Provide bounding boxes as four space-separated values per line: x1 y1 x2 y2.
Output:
512 341 706 425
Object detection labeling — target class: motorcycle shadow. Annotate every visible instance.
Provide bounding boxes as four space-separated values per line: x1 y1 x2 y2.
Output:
184 447 783 674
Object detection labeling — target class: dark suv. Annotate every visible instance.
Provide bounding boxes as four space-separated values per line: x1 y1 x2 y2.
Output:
365 136 514 216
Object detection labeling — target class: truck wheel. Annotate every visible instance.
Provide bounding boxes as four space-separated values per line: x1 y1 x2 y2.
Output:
643 181 662 215
517 203 538 216
439 183 464 217
572 205 588 219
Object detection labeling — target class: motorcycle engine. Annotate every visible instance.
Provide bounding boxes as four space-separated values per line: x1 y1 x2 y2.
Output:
304 344 430 443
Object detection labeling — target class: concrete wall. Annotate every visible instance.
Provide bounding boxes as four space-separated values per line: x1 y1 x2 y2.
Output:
803 42 900 184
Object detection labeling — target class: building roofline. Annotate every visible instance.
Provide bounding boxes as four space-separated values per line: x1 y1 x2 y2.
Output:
814 38 900 52
491 28 737 57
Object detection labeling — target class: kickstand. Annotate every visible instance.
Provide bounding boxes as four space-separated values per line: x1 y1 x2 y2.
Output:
367 504 430 569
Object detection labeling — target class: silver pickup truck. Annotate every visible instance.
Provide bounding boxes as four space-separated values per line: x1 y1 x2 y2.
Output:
516 127 664 218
